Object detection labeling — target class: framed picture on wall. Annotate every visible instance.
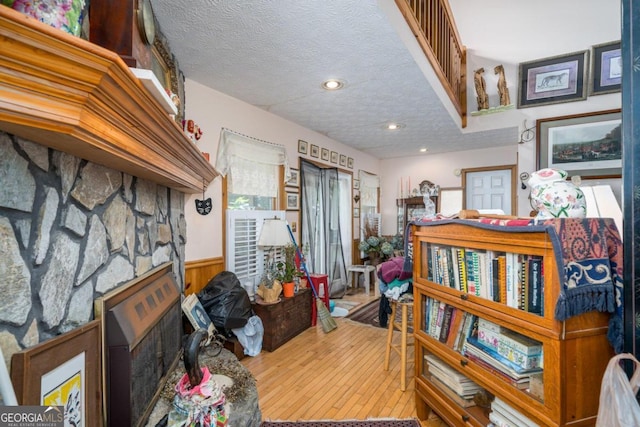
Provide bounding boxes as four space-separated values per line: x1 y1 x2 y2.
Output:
353 179 360 190
288 168 299 187
321 148 330 161
347 157 354 169
536 109 622 178
353 207 360 218
310 144 320 158
517 50 588 108
330 151 338 164
298 139 308 155
286 191 300 211
339 154 347 167
590 40 621 95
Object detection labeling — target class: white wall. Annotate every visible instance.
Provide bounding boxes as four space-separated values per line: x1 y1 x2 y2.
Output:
183 79 380 261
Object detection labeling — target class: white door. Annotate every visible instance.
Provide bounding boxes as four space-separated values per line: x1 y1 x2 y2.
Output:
464 168 513 215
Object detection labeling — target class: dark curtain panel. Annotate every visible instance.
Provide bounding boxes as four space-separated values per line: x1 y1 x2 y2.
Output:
622 0 640 357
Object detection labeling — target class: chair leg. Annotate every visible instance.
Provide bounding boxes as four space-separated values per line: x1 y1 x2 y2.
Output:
400 304 408 391
384 302 397 371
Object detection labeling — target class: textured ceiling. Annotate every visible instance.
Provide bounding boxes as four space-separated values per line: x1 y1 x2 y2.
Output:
150 0 619 159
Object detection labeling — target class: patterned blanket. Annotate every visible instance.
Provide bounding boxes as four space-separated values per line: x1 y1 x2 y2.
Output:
404 218 624 353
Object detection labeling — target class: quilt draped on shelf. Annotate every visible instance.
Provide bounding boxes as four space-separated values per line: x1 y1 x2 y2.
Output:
403 217 624 353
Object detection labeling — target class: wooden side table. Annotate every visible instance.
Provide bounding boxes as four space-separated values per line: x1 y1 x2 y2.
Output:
252 288 312 351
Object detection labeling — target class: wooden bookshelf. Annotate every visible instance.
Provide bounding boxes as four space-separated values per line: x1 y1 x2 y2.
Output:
412 220 615 427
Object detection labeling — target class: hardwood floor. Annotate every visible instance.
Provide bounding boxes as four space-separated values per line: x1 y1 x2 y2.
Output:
240 292 448 426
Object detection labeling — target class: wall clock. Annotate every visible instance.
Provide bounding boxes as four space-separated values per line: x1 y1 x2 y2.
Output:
137 0 156 45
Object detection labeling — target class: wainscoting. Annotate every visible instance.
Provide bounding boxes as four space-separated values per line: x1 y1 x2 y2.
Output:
184 257 225 295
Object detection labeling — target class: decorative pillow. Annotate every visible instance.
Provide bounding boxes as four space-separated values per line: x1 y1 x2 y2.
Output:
5 0 87 37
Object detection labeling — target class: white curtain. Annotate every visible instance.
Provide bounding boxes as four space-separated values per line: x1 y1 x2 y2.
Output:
215 128 291 197
359 170 379 208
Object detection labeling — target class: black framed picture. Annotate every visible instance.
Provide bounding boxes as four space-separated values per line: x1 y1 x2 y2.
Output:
517 50 588 108
321 148 330 161
339 154 347 167
591 41 621 95
536 109 621 178
310 144 319 158
347 157 354 169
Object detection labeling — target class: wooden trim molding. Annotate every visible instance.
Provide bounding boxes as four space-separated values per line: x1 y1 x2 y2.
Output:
0 8 217 193
184 257 225 295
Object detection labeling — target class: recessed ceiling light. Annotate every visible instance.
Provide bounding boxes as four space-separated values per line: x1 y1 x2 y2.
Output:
386 123 404 130
419 148 428 153
322 79 345 90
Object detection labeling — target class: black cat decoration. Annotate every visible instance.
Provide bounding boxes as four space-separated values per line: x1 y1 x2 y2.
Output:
195 197 212 215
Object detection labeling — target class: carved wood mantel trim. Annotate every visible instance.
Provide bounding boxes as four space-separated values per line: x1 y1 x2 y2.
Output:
0 7 217 193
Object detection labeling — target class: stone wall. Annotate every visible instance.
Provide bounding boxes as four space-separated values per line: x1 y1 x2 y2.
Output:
0 131 186 370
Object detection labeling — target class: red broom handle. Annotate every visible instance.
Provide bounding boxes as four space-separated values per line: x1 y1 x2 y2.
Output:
286 223 319 299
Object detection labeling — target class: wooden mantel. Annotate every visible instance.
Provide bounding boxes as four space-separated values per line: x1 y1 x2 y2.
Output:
0 7 217 194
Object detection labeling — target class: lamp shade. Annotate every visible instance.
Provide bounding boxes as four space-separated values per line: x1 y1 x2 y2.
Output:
258 219 290 247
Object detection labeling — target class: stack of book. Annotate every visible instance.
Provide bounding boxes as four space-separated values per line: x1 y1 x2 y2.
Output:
489 397 538 427
476 319 543 370
424 298 477 353
425 354 483 407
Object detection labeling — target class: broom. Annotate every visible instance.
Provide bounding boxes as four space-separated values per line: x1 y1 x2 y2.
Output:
286 223 337 333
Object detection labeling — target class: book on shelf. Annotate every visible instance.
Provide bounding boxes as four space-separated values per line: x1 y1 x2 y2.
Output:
497 330 543 370
518 255 529 311
477 318 501 350
464 351 530 390
497 255 507 304
491 397 538 427
465 250 477 296
492 257 500 302
527 257 543 314
433 301 446 339
445 308 465 348
465 336 542 379
426 354 483 396
505 253 516 308
429 375 477 408
456 248 468 293
439 305 455 343
454 312 475 352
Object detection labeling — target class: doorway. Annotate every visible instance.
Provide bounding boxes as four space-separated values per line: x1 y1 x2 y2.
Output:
299 159 351 297
462 165 516 215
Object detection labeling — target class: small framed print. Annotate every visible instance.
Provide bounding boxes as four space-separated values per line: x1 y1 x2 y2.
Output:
353 207 360 218
517 50 588 108
288 168 299 187
353 179 360 190
339 154 347 167
321 148 330 161
310 144 320 158
330 151 338 164
591 41 621 95
347 157 354 169
286 191 300 211
298 139 308 155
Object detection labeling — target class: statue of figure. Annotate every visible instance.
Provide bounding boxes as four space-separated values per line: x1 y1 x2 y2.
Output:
494 64 511 106
473 68 489 110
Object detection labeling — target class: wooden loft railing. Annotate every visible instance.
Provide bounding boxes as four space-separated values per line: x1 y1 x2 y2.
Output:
395 0 467 127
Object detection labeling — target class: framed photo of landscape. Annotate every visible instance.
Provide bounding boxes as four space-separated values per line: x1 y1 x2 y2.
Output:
591 40 621 95
518 50 588 108
536 109 622 178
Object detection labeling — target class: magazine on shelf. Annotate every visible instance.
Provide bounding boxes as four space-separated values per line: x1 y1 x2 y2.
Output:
182 294 216 340
429 375 477 408
491 397 538 427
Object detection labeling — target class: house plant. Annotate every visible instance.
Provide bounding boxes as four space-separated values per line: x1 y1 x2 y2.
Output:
274 244 302 297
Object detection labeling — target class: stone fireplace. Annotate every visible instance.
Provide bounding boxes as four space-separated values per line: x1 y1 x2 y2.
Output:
0 5 217 413
0 129 187 369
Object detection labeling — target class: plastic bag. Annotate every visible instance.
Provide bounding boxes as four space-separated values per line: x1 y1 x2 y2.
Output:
198 271 253 335
232 315 264 357
596 353 640 427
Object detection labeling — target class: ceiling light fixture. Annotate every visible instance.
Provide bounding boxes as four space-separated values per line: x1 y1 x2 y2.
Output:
321 79 344 90
419 148 428 153
386 123 404 130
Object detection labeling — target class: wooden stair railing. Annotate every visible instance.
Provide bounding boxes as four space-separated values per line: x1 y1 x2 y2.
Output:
395 0 467 128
